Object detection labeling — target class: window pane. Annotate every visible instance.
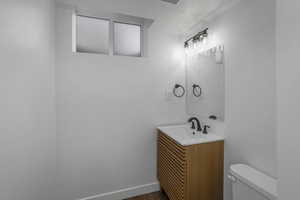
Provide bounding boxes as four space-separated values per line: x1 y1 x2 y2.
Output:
114 22 141 57
77 16 109 54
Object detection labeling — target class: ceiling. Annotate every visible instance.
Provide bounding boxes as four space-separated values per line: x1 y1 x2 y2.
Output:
159 0 233 33
56 0 236 35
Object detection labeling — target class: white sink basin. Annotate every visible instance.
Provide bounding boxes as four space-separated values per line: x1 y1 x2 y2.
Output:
157 124 224 146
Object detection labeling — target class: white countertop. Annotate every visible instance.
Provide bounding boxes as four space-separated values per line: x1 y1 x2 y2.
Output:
157 124 224 146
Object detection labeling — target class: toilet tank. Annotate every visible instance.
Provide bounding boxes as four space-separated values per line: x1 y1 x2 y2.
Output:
229 164 277 200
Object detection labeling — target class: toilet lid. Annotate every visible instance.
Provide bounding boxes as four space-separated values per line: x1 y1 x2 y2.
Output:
230 164 277 200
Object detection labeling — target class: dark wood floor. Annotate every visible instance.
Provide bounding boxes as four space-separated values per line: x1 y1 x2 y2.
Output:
125 192 168 200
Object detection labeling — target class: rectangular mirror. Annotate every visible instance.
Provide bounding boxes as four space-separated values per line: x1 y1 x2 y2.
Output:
186 45 225 121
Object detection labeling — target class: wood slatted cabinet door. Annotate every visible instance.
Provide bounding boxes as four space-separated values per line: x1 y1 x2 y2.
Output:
158 131 187 200
157 130 224 200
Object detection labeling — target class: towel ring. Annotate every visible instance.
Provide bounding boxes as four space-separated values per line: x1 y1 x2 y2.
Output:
192 84 202 97
173 84 185 98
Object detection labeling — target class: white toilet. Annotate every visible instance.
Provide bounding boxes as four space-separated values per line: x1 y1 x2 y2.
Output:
228 164 277 200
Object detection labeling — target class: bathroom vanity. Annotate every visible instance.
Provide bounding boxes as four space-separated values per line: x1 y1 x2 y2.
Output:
157 125 224 200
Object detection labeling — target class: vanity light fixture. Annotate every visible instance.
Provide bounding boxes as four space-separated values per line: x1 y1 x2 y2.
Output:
184 28 208 49
161 0 180 4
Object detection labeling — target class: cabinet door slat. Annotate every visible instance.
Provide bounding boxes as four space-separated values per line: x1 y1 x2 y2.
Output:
158 132 186 200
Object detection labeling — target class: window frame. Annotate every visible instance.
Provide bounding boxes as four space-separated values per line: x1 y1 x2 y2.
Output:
72 11 145 57
113 21 143 57
75 14 110 55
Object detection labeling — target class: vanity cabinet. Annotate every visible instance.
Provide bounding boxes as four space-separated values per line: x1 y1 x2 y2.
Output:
157 130 224 200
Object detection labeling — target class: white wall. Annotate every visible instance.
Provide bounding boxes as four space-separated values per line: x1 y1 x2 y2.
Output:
56 1 277 200
0 0 280 200
0 0 56 200
277 0 300 199
190 0 277 199
55 1 187 200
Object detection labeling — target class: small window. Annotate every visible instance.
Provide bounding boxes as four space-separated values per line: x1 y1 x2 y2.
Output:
73 12 152 57
76 15 109 54
114 22 141 57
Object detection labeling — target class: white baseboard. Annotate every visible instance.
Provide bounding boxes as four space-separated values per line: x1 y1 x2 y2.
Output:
77 182 160 200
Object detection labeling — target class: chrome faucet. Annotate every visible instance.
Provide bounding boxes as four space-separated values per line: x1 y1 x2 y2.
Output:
188 117 202 132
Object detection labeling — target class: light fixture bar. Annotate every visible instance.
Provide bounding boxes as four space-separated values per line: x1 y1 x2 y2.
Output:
161 0 180 4
184 28 208 48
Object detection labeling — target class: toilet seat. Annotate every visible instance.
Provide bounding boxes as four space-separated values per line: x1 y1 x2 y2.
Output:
230 164 277 200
